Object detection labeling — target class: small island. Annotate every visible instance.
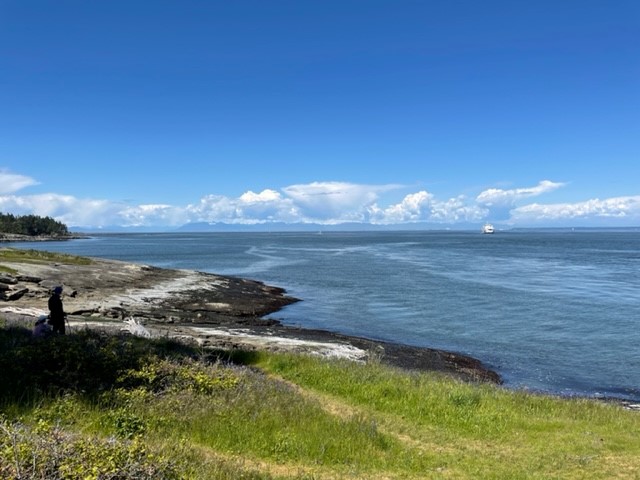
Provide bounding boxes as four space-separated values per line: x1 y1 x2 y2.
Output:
0 212 85 242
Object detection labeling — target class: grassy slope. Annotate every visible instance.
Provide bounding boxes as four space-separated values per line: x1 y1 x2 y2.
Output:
257 354 640 479
1 324 639 479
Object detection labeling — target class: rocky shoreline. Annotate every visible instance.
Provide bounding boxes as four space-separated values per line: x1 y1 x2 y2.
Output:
4 248 640 411
0 250 501 384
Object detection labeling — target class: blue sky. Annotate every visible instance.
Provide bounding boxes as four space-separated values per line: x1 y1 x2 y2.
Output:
1 0 638 229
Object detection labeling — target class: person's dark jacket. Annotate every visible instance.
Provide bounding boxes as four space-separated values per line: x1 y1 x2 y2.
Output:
48 293 65 327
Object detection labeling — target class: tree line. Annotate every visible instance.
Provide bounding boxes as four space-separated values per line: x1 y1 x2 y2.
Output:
0 212 69 236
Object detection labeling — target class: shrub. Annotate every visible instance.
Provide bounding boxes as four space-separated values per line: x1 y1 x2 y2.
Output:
0 327 228 403
115 358 240 397
0 416 180 479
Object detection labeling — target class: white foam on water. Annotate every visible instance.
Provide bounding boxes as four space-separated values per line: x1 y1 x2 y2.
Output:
214 246 306 276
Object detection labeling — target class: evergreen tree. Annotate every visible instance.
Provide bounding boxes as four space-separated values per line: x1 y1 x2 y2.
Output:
0 213 69 236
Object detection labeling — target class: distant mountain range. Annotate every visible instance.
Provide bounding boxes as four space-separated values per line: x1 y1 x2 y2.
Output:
174 221 465 232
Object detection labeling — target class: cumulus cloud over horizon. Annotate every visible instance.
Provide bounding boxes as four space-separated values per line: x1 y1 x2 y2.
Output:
368 192 487 224
282 182 399 223
0 170 638 228
511 196 640 223
474 180 566 222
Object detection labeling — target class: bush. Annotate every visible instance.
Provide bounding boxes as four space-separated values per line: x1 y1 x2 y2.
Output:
0 417 180 479
0 327 215 403
115 358 240 396
0 326 247 479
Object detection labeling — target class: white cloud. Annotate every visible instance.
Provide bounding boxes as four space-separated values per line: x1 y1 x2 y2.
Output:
511 196 640 223
186 190 299 224
369 191 487 224
118 204 188 227
0 193 123 226
0 171 39 194
370 191 435 223
186 194 238 222
183 183 402 225
239 189 281 203
1 172 638 228
476 180 565 206
430 196 487 223
282 181 400 222
236 189 299 222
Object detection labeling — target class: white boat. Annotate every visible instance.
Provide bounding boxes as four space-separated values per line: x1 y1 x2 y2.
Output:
482 223 495 234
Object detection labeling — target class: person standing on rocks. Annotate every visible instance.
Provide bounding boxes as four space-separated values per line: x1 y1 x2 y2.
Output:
48 286 66 334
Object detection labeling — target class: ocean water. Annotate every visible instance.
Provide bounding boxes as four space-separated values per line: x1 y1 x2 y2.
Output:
12 230 640 401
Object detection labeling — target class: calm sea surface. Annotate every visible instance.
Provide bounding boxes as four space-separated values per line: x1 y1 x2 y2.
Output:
13 231 640 401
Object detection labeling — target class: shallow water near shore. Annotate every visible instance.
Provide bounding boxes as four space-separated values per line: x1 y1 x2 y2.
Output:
12 230 640 401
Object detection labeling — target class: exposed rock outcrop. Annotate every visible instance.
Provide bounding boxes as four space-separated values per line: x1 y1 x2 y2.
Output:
0 257 297 323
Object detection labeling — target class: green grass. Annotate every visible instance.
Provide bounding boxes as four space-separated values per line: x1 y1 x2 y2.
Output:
254 353 640 478
1 324 639 479
0 247 93 266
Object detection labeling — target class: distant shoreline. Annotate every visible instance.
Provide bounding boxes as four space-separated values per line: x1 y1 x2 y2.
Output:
0 233 88 242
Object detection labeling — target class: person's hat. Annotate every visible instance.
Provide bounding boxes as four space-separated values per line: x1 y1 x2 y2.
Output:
53 286 63 294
